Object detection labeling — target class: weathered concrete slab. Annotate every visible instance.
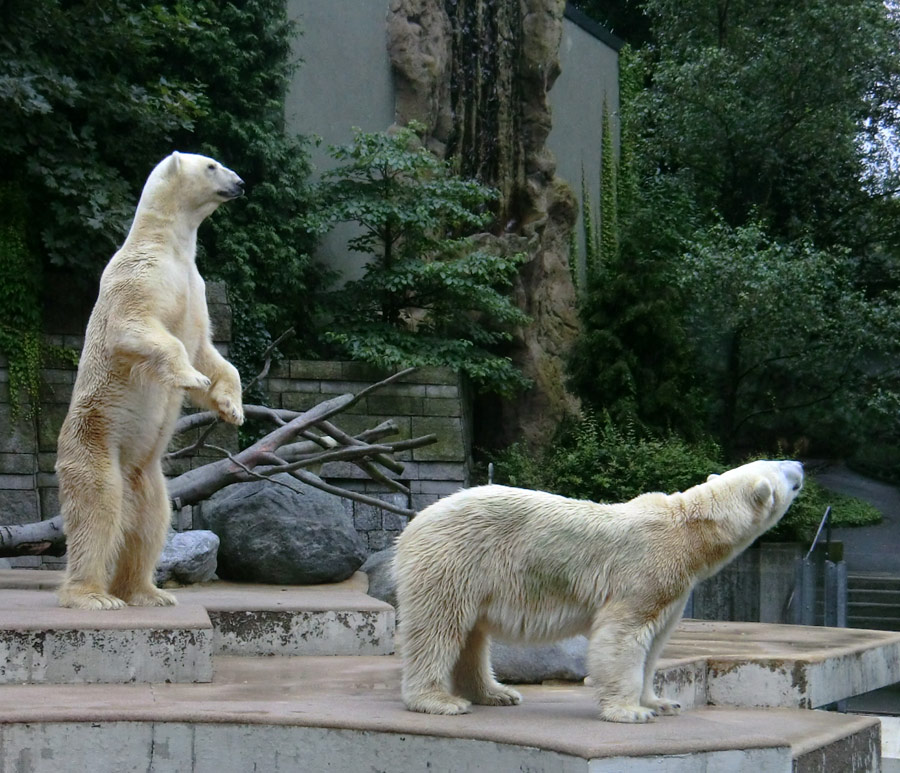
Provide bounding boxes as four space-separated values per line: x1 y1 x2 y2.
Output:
173 572 395 656
0 590 212 684
667 620 900 709
0 657 880 772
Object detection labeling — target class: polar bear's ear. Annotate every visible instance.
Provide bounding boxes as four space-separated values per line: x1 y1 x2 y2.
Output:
706 473 720 482
752 478 774 508
165 151 182 176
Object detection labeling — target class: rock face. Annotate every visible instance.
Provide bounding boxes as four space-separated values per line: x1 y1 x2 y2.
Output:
154 530 219 586
360 546 398 608
362 545 586 683
387 0 581 448
199 475 367 585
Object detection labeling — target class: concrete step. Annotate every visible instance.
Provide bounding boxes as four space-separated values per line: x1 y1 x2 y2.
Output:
0 571 395 679
0 590 213 685
849 574 900 592
0 656 881 772
850 588 900 605
848 601 900 620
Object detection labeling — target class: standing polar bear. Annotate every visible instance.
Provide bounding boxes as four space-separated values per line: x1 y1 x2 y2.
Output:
395 459 804 722
56 151 246 610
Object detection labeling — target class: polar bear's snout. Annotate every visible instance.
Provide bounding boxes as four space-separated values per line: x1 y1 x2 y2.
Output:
780 460 804 492
217 173 244 200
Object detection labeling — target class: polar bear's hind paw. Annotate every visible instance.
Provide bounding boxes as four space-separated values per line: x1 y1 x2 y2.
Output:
404 691 472 715
600 704 658 723
473 684 523 706
644 697 681 715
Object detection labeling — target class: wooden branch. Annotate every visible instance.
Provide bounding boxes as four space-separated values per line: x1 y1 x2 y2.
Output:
1 368 436 557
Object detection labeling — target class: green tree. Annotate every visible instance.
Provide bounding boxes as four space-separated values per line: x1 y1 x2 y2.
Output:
0 0 321 381
316 125 531 395
640 0 900 247
678 222 900 454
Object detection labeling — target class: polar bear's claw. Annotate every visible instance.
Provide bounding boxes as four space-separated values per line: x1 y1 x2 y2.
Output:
644 697 681 715
126 588 178 607
58 588 127 611
180 371 212 391
600 704 658 723
473 684 523 706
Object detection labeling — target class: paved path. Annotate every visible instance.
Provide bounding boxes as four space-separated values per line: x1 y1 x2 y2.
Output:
811 461 900 575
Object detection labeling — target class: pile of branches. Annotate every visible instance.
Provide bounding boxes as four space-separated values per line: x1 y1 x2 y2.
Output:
0 339 436 557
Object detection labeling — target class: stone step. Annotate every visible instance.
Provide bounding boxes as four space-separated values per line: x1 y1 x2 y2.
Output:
848 601 900 619
0 656 881 772
174 575 395 656
0 590 213 685
849 574 900 592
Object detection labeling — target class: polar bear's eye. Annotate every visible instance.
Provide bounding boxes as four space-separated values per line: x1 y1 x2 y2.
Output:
207 163 216 170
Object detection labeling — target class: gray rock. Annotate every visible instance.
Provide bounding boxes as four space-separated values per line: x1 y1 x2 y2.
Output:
360 547 396 607
154 530 219 586
199 475 366 584
491 637 588 684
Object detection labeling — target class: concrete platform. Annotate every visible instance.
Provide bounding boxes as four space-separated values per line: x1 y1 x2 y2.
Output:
665 620 900 709
0 590 212 685
0 570 395 660
0 656 881 772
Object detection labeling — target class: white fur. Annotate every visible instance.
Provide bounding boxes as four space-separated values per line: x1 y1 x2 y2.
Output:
394 459 804 722
56 152 245 610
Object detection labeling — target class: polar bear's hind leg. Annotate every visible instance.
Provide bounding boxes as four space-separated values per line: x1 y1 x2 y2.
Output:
57 457 128 610
453 624 523 706
108 464 177 607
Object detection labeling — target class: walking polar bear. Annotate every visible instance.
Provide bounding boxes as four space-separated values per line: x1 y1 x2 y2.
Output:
395 459 804 722
56 151 245 610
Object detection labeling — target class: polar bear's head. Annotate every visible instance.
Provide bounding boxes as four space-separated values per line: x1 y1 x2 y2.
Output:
705 459 804 534
138 151 244 224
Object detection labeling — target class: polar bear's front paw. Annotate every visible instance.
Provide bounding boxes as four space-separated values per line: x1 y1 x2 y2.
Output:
643 696 681 716
178 369 212 391
404 690 473 715
472 683 523 706
599 703 658 723
213 394 244 426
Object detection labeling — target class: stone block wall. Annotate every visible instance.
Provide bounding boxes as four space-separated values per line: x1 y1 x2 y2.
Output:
0 287 471 564
257 360 471 552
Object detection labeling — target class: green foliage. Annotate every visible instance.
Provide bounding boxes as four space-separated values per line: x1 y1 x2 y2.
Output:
0 182 43 417
639 0 900 247
567 50 703 437
0 0 321 380
599 103 618 265
316 125 531 396
678 221 900 453
490 412 724 503
767 479 882 543
488 414 880 542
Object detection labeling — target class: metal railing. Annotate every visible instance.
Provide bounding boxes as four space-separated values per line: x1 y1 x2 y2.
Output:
790 506 848 627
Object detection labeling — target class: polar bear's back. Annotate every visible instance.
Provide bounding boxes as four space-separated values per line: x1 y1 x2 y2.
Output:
394 485 662 642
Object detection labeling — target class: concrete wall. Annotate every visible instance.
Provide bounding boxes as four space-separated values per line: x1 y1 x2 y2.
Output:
0 283 470 565
283 1 621 286
285 0 396 283
548 6 622 284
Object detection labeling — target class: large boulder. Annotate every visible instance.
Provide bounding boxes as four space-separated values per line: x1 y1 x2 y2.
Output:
362 545 587 683
360 547 397 607
199 475 366 584
154 529 219 586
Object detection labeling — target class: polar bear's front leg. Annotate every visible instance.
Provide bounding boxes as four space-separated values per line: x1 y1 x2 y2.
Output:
116 321 211 391
588 611 658 723
190 342 244 426
639 595 689 716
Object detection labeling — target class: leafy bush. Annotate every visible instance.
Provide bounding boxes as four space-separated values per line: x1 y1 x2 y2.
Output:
489 412 724 502
487 413 881 543
315 124 531 396
767 478 882 543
